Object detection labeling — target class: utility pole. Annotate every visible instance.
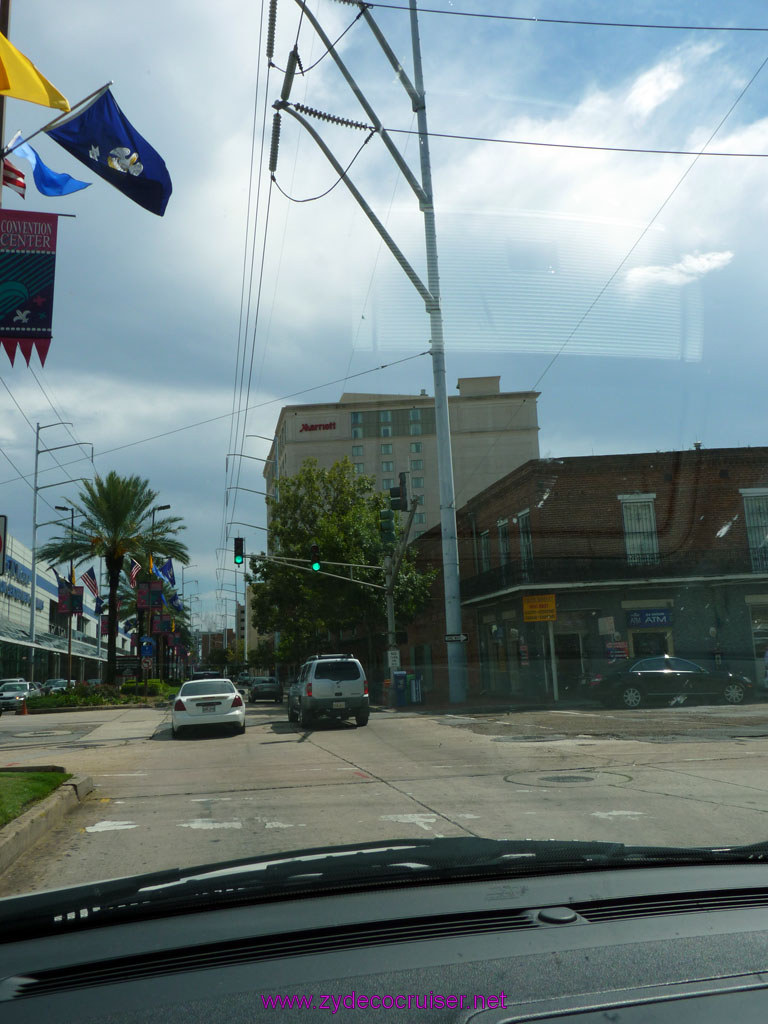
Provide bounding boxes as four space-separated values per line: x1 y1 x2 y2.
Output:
271 0 468 701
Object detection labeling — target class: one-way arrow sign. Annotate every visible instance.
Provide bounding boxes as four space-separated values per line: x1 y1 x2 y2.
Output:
445 633 468 642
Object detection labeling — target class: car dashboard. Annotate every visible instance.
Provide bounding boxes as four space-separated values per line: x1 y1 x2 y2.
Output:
3 863 768 1021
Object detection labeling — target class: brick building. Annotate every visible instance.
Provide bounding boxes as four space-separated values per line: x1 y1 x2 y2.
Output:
403 446 768 703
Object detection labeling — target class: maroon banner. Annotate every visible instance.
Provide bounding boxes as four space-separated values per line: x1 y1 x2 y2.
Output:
58 585 83 615
0 211 58 366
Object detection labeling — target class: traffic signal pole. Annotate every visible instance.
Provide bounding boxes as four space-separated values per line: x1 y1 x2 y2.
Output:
272 0 469 702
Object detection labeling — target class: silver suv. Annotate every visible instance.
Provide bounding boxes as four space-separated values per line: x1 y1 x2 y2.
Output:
287 654 369 729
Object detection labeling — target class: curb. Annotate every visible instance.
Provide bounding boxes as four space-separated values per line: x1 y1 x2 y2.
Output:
0 773 94 876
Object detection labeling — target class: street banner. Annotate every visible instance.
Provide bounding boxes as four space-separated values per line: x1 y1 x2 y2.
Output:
151 614 172 634
0 210 58 365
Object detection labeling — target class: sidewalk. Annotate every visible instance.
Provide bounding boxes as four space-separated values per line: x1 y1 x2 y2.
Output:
374 693 603 716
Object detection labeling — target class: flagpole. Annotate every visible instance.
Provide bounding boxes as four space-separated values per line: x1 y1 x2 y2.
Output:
0 0 11 208
1 80 112 157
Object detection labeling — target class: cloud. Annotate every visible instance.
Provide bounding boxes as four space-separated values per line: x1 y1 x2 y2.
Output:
626 62 685 118
625 251 734 288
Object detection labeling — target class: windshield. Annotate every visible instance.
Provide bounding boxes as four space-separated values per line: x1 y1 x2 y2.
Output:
2 0 768 943
179 682 236 697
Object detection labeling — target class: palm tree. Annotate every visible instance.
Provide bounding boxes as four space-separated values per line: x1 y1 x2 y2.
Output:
37 472 189 685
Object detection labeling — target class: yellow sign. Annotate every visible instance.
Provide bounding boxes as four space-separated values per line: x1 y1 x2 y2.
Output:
523 593 557 622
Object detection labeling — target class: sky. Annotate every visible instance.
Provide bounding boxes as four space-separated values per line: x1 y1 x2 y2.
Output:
2 0 768 628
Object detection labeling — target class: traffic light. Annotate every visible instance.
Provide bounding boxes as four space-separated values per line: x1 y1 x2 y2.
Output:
390 471 407 511
380 505 395 550
234 537 244 564
309 542 321 571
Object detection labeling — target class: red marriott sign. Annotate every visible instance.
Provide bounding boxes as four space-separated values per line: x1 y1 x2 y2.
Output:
299 421 336 432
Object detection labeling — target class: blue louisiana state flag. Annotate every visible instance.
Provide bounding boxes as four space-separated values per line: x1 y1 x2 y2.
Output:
45 86 171 216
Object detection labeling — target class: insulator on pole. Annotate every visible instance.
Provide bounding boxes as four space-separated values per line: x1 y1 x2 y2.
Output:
269 112 282 173
266 0 278 61
280 47 299 102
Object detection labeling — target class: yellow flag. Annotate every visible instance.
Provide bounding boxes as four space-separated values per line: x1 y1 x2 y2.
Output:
149 554 154 574
0 34 69 111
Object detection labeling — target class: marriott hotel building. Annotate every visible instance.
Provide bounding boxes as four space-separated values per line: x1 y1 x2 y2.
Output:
264 377 540 535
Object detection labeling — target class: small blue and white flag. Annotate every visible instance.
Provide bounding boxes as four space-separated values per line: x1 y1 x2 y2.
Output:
9 132 90 197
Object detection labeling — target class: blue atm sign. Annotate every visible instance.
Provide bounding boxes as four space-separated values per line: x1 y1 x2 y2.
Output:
627 609 671 628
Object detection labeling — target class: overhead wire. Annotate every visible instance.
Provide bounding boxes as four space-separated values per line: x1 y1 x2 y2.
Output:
363 4 768 33
454 49 768 500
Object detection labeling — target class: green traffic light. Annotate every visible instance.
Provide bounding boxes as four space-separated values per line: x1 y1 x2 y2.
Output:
310 543 321 571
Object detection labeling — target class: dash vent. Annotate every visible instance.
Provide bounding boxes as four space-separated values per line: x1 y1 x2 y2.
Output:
575 888 768 923
9 908 535 1000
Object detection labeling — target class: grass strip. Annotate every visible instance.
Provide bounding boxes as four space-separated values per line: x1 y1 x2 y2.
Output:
0 771 72 828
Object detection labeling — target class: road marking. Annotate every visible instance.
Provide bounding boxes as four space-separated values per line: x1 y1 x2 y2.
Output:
86 821 138 832
98 773 148 777
178 820 243 830
190 797 233 802
264 821 299 829
591 810 645 819
380 813 439 832
457 813 480 819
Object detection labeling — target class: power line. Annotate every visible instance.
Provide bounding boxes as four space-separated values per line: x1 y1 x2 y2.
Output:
365 4 768 33
0 350 431 490
456 50 768 500
384 126 768 159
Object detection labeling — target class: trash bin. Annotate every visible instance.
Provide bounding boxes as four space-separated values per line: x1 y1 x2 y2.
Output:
393 670 408 707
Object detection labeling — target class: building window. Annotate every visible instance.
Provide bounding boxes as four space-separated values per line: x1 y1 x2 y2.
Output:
380 425 392 437
352 426 363 439
351 411 362 424
381 461 394 473
409 408 421 421
410 442 422 453
619 494 659 565
409 423 422 436
411 458 423 471
351 445 363 457
742 490 768 570
479 530 491 572
379 410 392 422
380 443 392 454
412 477 424 489
518 510 533 570
414 512 426 524
354 463 365 475
382 478 394 489
497 518 510 564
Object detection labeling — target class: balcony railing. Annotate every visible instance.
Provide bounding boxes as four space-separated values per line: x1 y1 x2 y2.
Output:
461 548 766 602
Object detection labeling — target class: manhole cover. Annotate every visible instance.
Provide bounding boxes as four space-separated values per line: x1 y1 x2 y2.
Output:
539 775 595 784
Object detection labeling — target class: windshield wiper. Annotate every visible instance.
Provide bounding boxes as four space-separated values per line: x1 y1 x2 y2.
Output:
4 836 768 940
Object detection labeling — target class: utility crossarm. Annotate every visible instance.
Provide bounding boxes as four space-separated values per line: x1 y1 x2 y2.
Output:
291 0 427 206
273 102 434 311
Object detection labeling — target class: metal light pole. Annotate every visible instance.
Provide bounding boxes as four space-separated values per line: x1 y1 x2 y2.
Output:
273 1 468 701
146 503 170 692
54 505 74 685
28 421 92 683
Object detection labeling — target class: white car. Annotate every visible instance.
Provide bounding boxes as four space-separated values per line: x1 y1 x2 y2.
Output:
171 678 245 738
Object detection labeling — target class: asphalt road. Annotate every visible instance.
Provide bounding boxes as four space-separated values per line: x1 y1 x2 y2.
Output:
2 699 768 897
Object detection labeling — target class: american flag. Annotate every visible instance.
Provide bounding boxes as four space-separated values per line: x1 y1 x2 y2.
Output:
2 158 25 198
128 558 141 588
81 565 99 598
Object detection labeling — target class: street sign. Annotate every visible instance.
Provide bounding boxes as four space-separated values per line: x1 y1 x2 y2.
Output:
141 657 153 671
387 648 401 670
523 594 557 622
445 633 468 642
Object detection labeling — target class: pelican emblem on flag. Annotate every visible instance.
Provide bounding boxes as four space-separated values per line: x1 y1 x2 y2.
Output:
108 147 143 176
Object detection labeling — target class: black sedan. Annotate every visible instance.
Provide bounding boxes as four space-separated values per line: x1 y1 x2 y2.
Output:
248 676 283 703
587 655 754 709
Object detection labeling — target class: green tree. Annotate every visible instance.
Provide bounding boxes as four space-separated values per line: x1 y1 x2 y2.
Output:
37 472 189 685
248 458 435 663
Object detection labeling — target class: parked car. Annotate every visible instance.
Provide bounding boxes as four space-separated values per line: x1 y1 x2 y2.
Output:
41 678 77 695
0 680 42 711
248 676 282 703
588 655 754 708
171 678 246 737
287 654 369 728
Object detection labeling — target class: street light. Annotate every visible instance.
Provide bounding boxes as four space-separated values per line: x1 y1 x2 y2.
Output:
54 504 75 685
181 563 197 598
145 504 171 692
